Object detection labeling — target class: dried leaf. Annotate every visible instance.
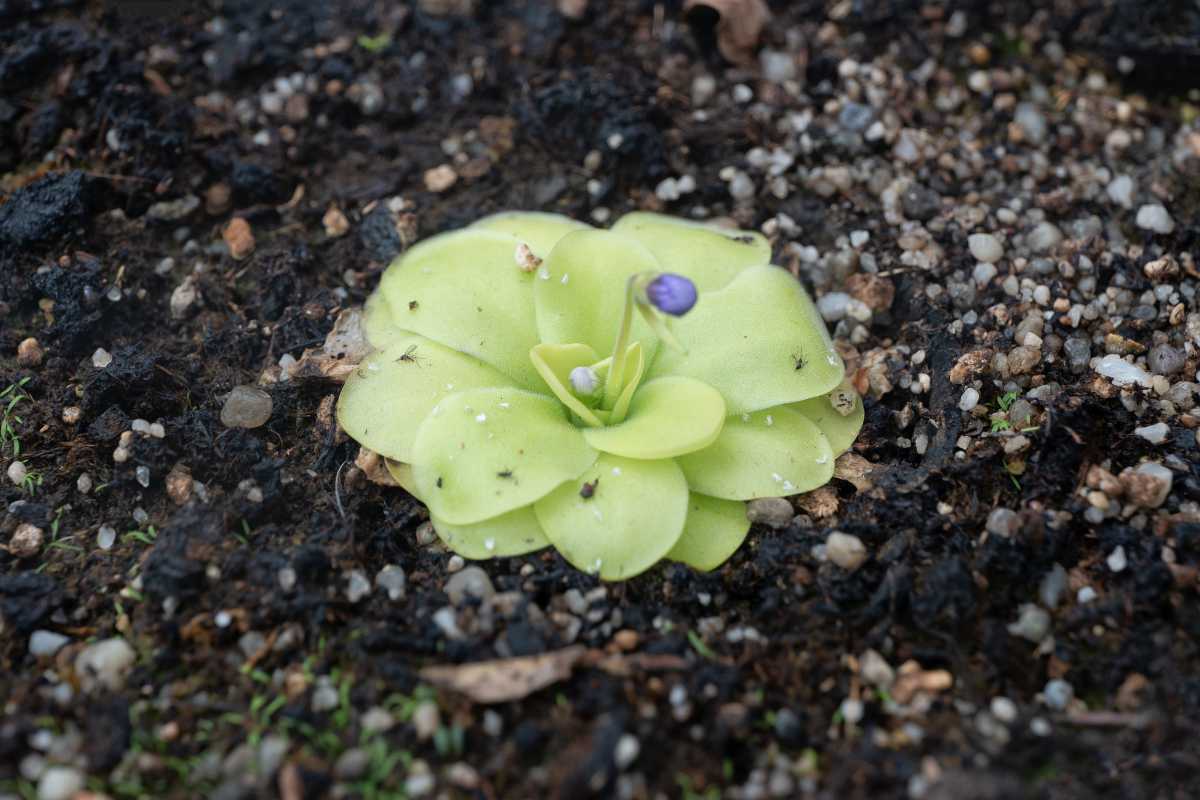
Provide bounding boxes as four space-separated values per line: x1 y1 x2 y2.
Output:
834 452 876 492
684 0 770 66
796 485 838 518
419 646 586 704
291 307 371 382
355 447 397 487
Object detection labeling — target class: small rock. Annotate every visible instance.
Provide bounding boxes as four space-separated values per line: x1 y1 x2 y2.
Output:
1134 422 1169 444
346 570 371 603
146 194 200 221
92 347 112 368
825 531 867 571
968 233 1003 263
859 649 895 688
205 182 232 215
62 406 81 425
728 171 755 201
1135 204 1174 235
614 734 640 770
444 566 494 606
986 508 1018 538
958 387 980 411
223 217 255 260
17 337 44 366
170 275 198 319
1007 604 1050 643
7 459 27 486
1043 679 1073 710
9 522 44 558
1107 546 1128 573
97 524 116 550
1095 354 1152 388
37 766 84 800
334 748 370 780
816 292 852 322
1122 462 1173 508
75 637 136 692
375 564 406 600
1026 222 1062 254
323 206 350 237
238 631 266 659
1147 344 1184 376
990 697 1018 724
29 630 70 657
362 707 396 734
1106 175 1134 208
746 497 794 529
220 385 273 428
1014 103 1047 144
311 678 339 712
166 465 194 505
900 183 940 221
424 164 458 193
1039 564 1068 609
412 701 440 741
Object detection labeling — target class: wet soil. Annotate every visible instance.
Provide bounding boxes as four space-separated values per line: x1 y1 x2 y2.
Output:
2 1 1200 799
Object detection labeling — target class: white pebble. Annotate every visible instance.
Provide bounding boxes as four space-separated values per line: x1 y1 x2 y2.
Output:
1135 204 1174 235
958 387 980 411
1134 422 1169 444
1106 546 1127 573
825 532 867 571
92 348 113 368
968 233 1003 263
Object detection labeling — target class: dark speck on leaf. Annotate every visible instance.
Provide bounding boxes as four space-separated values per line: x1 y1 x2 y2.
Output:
793 352 807 371
436 476 443 488
497 469 514 479
580 478 599 499
409 300 418 310
731 235 754 244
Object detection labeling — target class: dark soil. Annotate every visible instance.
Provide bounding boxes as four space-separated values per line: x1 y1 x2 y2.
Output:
2 2 1199 799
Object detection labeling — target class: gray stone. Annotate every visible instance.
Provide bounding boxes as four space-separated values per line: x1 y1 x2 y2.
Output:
901 183 940 221
1015 103 1047 144
1007 604 1050 643
1026 222 1063 254
220 386 272 429
1043 679 1073 710
1135 204 1174 234
1134 422 1169 445
1038 564 1068 609
75 637 136 692
29 630 70 658
838 102 875 132
334 748 370 780
37 767 84 800
444 566 494 606
1147 344 1184 375
968 233 1003 263
746 498 794 529
375 564 406 601
825 532 867 571
1106 175 1134 208
986 508 1018 538
412 701 440 741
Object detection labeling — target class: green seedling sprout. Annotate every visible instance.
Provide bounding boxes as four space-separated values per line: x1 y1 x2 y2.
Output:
337 212 864 579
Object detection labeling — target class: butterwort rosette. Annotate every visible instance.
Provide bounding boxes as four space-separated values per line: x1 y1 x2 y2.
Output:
337 211 864 580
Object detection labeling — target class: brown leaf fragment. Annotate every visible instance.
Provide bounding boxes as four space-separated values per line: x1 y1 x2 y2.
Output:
796 485 838 518
834 452 876 492
419 645 586 704
684 0 770 66
355 448 397 487
291 307 371 382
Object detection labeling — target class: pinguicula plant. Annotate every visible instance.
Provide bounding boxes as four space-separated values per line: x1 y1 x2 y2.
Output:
337 212 863 580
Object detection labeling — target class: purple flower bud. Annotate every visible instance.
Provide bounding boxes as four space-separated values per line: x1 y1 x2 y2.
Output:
644 273 697 316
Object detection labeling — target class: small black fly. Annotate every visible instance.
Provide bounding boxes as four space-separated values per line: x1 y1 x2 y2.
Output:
436 476 443 488
396 344 426 366
792 352 808 371
497 469 514 480
408 300 419 311
580 478 599 499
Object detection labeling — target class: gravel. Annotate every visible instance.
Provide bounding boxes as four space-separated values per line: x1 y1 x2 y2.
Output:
825 531 867 571
220 385 273 429
1135 204 1174 234
967 234 1003 263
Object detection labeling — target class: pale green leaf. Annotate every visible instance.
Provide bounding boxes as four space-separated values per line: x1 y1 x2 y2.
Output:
431 504 550 559
534 453 688 580
583 377 725 459
676 406 834 500
471 211 591 258
534 229 660 365
411 388 597 524
667 493 750 571
384 459 421 499
336 335 514 463
790 383 864 456
378 228 542 388
648 265 844 414
612 211 771 292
